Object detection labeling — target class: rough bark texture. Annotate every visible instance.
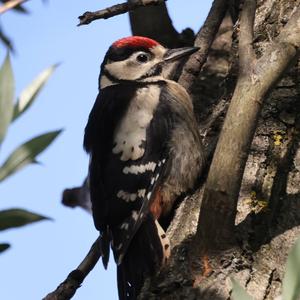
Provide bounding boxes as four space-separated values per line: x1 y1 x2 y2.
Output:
138 1 300 299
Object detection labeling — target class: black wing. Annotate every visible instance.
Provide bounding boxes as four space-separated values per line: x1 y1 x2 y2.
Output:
84 83 137 230
84 82 176 265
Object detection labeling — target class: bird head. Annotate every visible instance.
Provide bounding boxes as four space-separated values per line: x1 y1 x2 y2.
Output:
99 36 198 89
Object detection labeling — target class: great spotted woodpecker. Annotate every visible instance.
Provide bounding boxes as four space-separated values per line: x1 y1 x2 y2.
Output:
84 36 205 299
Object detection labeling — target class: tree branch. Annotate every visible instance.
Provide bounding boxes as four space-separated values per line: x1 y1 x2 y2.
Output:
128 0 182 48
0 0 27 14
43 237 102 300
196 4 300 250
239 0 257 76
178 0 228 93
78 0 166 26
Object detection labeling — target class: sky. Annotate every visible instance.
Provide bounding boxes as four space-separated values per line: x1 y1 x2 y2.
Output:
0 1 212 299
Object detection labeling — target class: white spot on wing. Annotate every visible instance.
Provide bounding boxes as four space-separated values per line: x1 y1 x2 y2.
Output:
117 190 137 202
131 211 139 221
117 189 146 202
123 162 156 175
117 254 124 265
120 222 129 230
137 189 146 197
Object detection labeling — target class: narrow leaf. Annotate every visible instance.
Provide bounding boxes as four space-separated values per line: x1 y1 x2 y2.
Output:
282 237 300 300
0 208 50 231
0 130 62 182
11 4 29 14
231 278 254 300
0 26 14 52
0 54 14 145
13 64 58 121
0 243 10 253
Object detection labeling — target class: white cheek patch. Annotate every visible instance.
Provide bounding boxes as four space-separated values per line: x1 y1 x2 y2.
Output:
105 60 146 81
113 85 160 161
104 47 165 81
123 161 156 175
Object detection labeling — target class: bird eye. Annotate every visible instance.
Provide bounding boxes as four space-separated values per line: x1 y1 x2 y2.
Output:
136 53 149 63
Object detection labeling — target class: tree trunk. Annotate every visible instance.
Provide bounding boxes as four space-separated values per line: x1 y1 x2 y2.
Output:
138 1 300 299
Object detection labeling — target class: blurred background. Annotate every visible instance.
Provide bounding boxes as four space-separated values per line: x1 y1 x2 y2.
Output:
0 1 212 299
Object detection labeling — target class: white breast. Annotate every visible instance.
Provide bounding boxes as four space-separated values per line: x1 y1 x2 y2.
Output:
112 85 161 161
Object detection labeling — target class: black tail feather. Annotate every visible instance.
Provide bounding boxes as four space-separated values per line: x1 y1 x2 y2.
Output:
115 215 163 299
101 227 110 269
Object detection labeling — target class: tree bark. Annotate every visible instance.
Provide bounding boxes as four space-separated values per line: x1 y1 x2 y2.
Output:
138 1 300 299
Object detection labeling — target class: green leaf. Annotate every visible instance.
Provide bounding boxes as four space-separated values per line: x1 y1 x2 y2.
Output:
0 243 10 253
12 64 58 121
0 54 14 145
0 26 14 52
12 4 29 14
0 208 50 231
282 237 300 300
231 278 254 300
0 130 62 182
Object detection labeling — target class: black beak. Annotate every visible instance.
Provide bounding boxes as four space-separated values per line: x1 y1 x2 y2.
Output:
163 47 199 63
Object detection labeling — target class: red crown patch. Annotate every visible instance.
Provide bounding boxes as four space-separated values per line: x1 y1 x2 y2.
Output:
112 36 160 49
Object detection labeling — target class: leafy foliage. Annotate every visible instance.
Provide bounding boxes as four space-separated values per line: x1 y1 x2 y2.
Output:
0 130 62 182
0 243 10 253
0 54 14 145
12 64 58 121
0 26 14 52
0 208 50 231
0 55 60 253
0 55 61 182
0 0 47 51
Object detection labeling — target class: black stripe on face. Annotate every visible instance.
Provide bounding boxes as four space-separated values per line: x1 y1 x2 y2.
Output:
101 59 163 85
137 63 163 80
106 46 152 62
100 46 158 84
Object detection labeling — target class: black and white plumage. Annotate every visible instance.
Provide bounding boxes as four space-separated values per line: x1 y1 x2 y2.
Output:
84 36 205 299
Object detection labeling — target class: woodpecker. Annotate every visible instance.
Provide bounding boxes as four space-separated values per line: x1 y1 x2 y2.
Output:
84 36 205 299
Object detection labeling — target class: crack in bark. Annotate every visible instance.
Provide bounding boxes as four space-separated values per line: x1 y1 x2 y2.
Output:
262 268 276 300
